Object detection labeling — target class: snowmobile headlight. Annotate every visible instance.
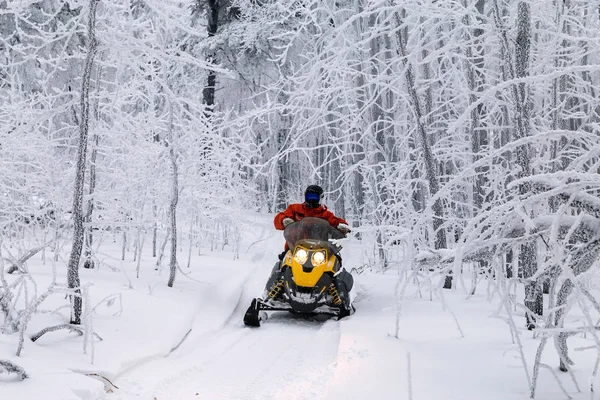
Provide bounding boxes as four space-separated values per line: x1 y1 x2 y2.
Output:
311 251 326 266
294 248 308 264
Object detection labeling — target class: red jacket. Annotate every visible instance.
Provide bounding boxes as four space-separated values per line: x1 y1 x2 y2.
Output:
274 203 348 231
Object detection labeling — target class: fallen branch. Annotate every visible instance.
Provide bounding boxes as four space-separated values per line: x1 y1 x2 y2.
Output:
85 373 120 391
0 360 28 380
30 324 103 343
415 247 497 268
4 243 54 274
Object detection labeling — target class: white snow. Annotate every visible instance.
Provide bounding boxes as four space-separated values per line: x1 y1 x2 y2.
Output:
1 213 599 400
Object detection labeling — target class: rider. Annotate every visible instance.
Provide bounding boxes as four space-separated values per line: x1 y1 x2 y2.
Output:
264 185 354 313
274 185 351 252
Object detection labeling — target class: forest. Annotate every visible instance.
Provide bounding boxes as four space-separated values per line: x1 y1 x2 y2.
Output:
1 0 600 398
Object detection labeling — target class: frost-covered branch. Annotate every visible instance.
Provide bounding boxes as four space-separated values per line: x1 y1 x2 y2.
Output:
30 323 103 343
0 360 28 380
4 243 54 274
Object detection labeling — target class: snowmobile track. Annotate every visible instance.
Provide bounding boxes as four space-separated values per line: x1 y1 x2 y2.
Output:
109 226 350 400
146 263 344 400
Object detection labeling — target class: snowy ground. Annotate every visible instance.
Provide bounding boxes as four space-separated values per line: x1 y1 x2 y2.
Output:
1 213 599 399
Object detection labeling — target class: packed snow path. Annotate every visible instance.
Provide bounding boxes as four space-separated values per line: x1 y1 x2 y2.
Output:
106 264 538 400
104 217 595 400
104 216 409 400
142 316 343 400
109 254 356 400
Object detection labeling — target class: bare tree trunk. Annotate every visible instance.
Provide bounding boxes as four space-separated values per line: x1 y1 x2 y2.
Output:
187 222 193 269
493 0 541 328
463 0 487 212
121 229 126 261
83 54 103 270
136 231 145 278
349 0 366 222
419 19 433 128
167 107 179 288
546 0 568 293
276 111 291 211
155 231 170 271
202 0 219 113
152 202 157 257
393 10 449 287
515 1 541 330
83 131 99 269
463 0 488 281
368 16 391 269
67 0 99 325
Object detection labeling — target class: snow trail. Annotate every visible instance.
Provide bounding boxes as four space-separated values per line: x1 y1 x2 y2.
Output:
149 318 341 400
108 217 348 400
110 259 344 400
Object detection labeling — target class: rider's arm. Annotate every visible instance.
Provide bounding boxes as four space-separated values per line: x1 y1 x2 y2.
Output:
321 207 349 228
274 204 298 230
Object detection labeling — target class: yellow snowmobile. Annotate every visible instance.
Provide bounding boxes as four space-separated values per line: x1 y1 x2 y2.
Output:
244 217 354 327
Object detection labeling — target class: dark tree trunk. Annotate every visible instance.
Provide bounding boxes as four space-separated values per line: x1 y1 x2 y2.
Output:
275 106 291 211
393 10 449 287
152 202 158 257
492 0 542 329
67 0 99 325
492 0 540 328
514 1 541 330
83 132 99 270
202 0 219 112
167 109 179 288
463 0 489 280
505 249 513 278
465 0 488 212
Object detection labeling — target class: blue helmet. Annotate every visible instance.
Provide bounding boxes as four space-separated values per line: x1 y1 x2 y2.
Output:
304 185 323 208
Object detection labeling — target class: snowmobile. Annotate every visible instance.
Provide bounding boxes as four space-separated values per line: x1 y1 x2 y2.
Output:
244 217 354 327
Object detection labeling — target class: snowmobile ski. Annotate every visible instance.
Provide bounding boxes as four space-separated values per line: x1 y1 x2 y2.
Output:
243 298 261 327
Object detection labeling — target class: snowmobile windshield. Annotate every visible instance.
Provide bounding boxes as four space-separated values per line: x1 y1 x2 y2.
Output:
284 217 345 252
